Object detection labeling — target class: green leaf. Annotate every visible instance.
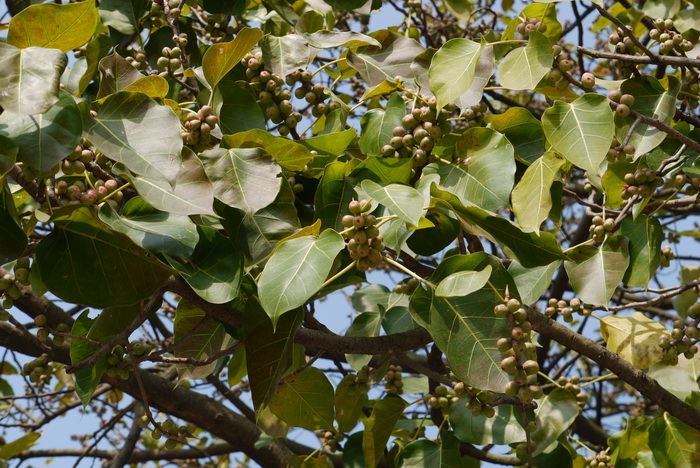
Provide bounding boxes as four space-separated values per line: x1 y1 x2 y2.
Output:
302 30 381 48
301 128 356 156
0 433 41 459
314 160 360 231
259 230 346 327
335 374 369 432
0 91 82 175
508 260 561 305
602 160 637 208
512 152 565 233
0 136 18 177
8 0 98 52
322 0 367 9
174 300 229 379
95 52 144 99
77 35 112 96
542 93 615 175
617 76 681 160
648 412 700 468
98 197 199 258
499 31 553 90
530 388 579 456
166 226 243 304
269 367 335 431
203 27 264 88
620 215 663 288
352 284 391 313
484 107 545 164
609 416 655 464
648 363 699 401
346 30 424 87
214 81 266 135
429 38 484 110
358 92 406 157
450 398 527 445
70 310 108 406
363 395 407 468
99 0 150 35
83 92 183 182
121 75 170 100
600 312 669 369
425 127 516 212
223 129 315 172
261 34 320 78
243 299 302 412
360 179 424 227
436 265 493 298
202 0 246 14
36 205 172 308
406 208 460 256
0 178 27 264
352 156 414 185
0 43 67 115
399 432 463 468
564 236 630 306
115 147 215 217
200 147 281 214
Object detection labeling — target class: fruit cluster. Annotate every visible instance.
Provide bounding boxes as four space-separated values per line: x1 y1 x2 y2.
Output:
659 308 700 364
35 314 70 346
55 178 122 208
21 353 52 387
544 48 576 91
61 145 95 175
384 364 404 394
125 51 147 70
105 341 152 380
589 215 616 244
606 136 635 162
459 383 497 418
649 19 694 54
425 384 460 410
341 200 384 272
608 90 635 117
392 278 419 295
202 14 237 43
289 70 340 123
621 168 663 200
316 430 345 452
516 17 548 38
585 450 612 468
149 417 196 449
182 105 219 149
141 1 169 30
382 97 451 168
557 375 589 408
682 175 700 196
493 298 543 404
660 246 674 268
544 297 590 323
157 45 183 72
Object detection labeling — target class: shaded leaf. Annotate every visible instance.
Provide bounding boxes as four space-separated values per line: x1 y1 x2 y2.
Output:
96 53 144 100
429 38 484 110
0 177 27 264
261 34 320 78
77 35 113 96
269 367 335 430
214 81 266 135
335 374 369 432
621 215 663 288
99 0 150 35
400 432 463 468
450 398 526 444
121 75 169 100
601 312 669 369
648 413 700 468
508 260 561 305
347 30 424 87
363 395 407 468
345 310 384 371
303 30 380 48
360 179 424 227
203 27 264 88
0 136 18 177
174 300 229 379
530 388 579 456
70 311 108 406
314 160 360 231
0 433 41 459
484 107 545 163
512 152 565 233
358 92 406 156
499 31 553 90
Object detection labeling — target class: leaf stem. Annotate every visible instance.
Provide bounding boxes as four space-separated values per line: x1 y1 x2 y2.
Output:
579 373 615 388
311 58 346 78
487 39 528 47
383 256 434 289
318 260 357 291
100 182 132 203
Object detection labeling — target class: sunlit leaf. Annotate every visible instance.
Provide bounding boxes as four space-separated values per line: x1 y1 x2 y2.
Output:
358 93 405 157
508 260 561 305
530 388 579 456
400 432 463 467
202 27 264 88
223 129 315 172
484 107 545 164
648 412 700 468
601 312 669 369
512 152 565 233
121 75 169 100
436 265 493 298
429 38 484 110
302 30 380 48
0 433 41 459
261 34 320 78
621 215 663 288
450 398 527 444
347 30 424 87
499 31 553 90
96 52 144 99
360 179 424 227
363 395 407 468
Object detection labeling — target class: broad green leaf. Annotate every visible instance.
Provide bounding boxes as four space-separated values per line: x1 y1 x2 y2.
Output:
674 266 700 317
429 38 484 110
508 260 561 305
347 30 424 87
314 160 360 231
83 92 183 182
95 52 144 99
542 93 614 175
0 135 18 176
450 398 527 444
0 91 81 175
400 432 463 468
406 208 461 256
259 230 346 327
322 0 367 9
530 388 579 456
363 395 407 468
214 81 266 135
335 374 369 432
200 147 281 214
457 46 496 110
223 129 315 172
8 1 98 52
502 3 563 46
361 179 424 227
69 311 108 406
116 147 215 216
609 416 655 464
648 412 700 468
602 161 637 208
0 433 41 459
499 31 553 90
261 34 320 78
269 367 335 431
243 299 302 412
166 226 243 304
99 197 199 258
121 75 169 100
36 205 172 308
203 27 264 88
434 187 566 268
301 128 356 156
351 156 413 185
358 92 406 157
484 107 545 163
564 236 630 306
648 363 699 401
410 253 513 392
436 265 493 298
174 300 229 379
77 35 112 96
617 76 681 160
352 284 391 313
99 0 150 35
621 215 663 288
512 152 565 233
303 30 380 48
601 312 669 369
0 177 27 264
0 43 67 115
383 306 418 334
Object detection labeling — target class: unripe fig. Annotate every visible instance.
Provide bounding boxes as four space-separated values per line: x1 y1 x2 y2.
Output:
580 72 595 88
616 104 631 117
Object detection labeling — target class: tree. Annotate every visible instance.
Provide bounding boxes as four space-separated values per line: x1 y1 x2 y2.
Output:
1 0 700 466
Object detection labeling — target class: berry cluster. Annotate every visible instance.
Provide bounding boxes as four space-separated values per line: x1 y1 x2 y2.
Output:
341 200 384 272
149 417 196 449
585 450 612 468
384 364 404 394
125 51 148 71
382 97 451 169
606 136 635 162
55 178 122 208
516 17 548 38
141 1 169 30
157 45 182 72
459 383 497 418
21 353 52 387
164 0 182 19
493 298 542 404
35 314 70 346
681 175 700 196
659 308 700 364
514 433 539 463
660 246 674 268
202 14 237 43
621 168 663 200
61 145 95 175
316 430 345 452
392 278 419 295
105 341 152 380
425 384 460 410
557 376 589 408
608 90 635 117
544 297 591 323
545 48 576 91
182 105 219 149
589 215 616 244
289 70 340 122
649 19 693 54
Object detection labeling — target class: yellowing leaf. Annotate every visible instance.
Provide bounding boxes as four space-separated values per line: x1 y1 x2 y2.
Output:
203 28 264 88
601 312 669 369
